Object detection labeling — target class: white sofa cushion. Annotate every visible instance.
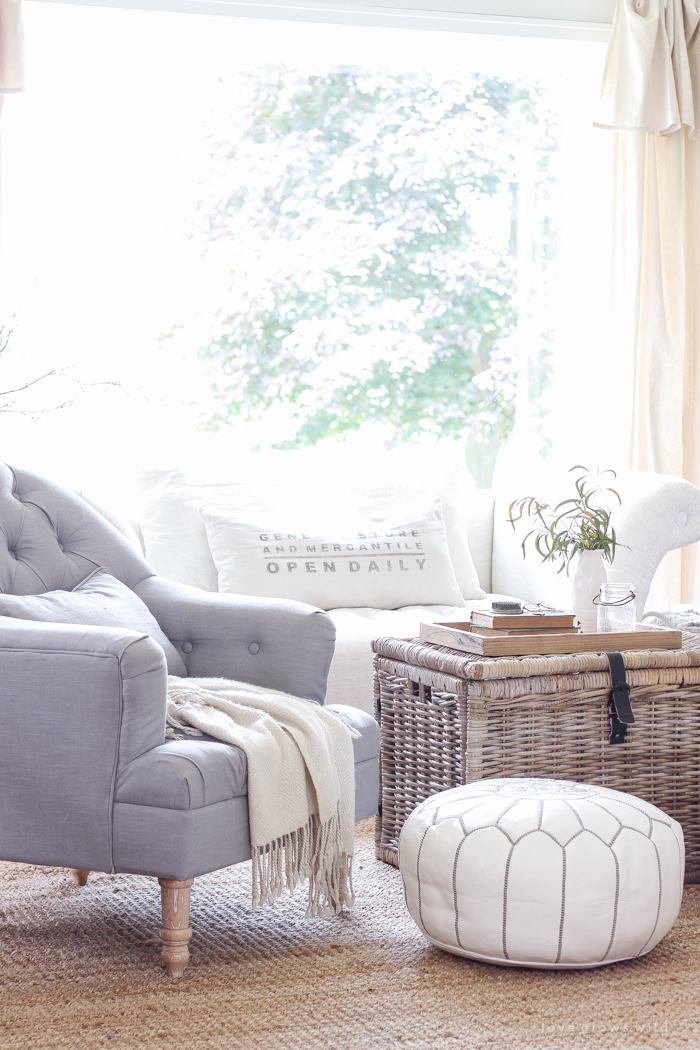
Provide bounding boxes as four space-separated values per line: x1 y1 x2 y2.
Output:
463 488 495 593
324 598 512 714
137 471 221 591
136 444 485 600
203 502 465 611
339 444 485 600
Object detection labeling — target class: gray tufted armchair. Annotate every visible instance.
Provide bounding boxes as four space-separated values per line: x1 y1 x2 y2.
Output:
0 464 379 976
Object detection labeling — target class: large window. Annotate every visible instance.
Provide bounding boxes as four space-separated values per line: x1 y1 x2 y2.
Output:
0 3 613 493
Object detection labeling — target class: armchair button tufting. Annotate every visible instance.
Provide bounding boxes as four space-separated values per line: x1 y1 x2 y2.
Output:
182 642 193 654
248 642 260 655
677 512 689 527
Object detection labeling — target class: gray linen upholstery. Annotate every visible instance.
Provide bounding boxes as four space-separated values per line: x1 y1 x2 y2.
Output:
353 758 380 826
0 463 377 895
113 799 252 880
134 576 336 705
115 740 249 809
0 463 157 595
0 618 166 872
0 570 186 675
114 706 379 810
329 705 379 763
112 758 379 880
112 709 379 881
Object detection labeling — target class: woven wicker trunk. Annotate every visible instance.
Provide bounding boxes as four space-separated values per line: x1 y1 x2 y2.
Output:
373 636 700 883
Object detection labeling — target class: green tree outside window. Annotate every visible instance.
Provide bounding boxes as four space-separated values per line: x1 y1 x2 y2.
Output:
198 67 556 486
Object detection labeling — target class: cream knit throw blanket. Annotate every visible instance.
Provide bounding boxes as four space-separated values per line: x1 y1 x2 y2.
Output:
165 676 357 916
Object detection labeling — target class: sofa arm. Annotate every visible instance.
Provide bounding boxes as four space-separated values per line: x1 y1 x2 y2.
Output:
492 469 700 614
606 471 700 612
134 576 336 704
0 618 167 873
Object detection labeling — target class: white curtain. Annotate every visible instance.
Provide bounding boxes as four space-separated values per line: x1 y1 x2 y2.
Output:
0 0 23 116
597 0 700 605
0 0 22 257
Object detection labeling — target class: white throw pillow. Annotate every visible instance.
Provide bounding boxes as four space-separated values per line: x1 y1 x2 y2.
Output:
346 481 483 600
138 472 222 592
0 568 187 676
136 444 485 600
202 502 466 610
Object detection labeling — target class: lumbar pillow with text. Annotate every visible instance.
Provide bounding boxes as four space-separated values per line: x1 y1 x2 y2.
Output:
202 502 466 610
0 568 186 676
135 442 485 600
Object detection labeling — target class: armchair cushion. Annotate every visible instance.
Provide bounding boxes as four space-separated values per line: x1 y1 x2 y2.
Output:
0 569 186 676
113 705 379 810
115 739 248 809
111 705 379 881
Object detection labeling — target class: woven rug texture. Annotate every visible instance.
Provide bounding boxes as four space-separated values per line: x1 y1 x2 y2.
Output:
0 819 698 1050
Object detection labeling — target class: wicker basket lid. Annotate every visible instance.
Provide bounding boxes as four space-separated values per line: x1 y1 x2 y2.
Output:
372 634 700 682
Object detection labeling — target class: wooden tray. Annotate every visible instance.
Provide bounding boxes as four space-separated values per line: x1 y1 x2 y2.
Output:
419 621 683 657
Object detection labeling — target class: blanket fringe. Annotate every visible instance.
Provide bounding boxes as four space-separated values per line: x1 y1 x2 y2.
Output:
251 805 354 916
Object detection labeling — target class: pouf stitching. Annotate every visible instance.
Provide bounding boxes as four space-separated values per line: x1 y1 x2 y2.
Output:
400 778 684 969
423 819 666 964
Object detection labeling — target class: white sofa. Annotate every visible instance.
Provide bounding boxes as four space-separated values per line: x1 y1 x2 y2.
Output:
78 448 700 716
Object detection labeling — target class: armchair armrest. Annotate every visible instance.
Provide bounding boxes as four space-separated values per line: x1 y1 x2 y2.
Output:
134 577 336 704
0 618 166 873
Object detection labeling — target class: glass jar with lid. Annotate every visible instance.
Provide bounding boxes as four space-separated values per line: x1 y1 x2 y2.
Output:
595 583 637 633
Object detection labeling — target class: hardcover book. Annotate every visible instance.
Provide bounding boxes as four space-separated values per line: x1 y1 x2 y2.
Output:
470 610 577 630
471 624 581 636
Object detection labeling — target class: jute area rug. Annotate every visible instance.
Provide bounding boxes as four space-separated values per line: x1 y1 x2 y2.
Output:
0 819 698 1050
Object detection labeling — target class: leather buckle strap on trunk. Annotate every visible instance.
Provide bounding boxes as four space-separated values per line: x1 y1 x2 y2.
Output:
606 651 635 745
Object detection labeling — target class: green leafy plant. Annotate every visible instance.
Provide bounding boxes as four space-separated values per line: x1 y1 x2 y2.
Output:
193 66 557 485
507 466 622 574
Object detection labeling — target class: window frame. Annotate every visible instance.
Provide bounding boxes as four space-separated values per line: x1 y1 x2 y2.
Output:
30 0 613 41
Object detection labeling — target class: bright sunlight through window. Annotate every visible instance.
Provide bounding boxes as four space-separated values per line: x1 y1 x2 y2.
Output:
0 4 614 497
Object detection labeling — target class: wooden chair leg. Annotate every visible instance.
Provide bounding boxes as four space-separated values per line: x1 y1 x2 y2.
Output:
71 869 90 886
158 878 193 978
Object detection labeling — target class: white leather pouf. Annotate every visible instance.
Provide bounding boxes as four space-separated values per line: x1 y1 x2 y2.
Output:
399 778 684 969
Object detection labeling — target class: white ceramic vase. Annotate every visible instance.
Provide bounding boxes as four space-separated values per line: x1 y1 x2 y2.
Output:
569 549 607 633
